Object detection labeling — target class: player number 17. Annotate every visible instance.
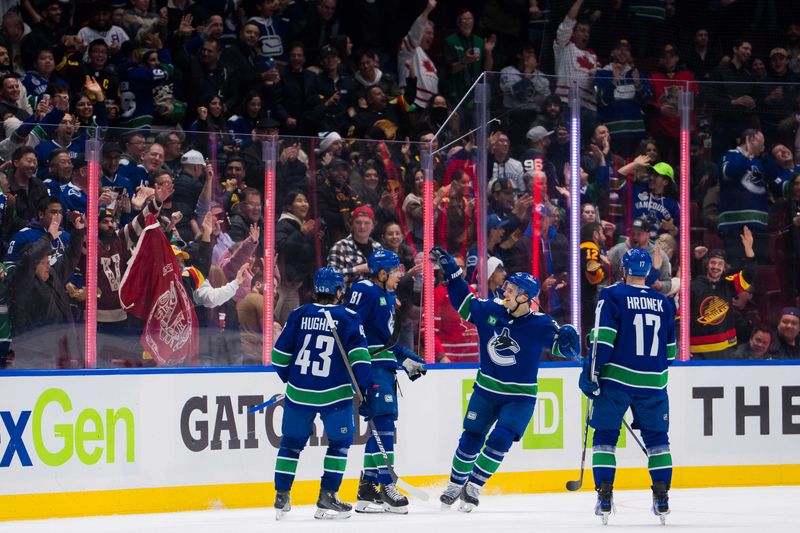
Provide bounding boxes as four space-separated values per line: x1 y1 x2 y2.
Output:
632 313 660 356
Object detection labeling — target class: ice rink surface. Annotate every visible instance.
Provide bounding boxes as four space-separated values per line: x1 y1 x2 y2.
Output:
2 485 796 533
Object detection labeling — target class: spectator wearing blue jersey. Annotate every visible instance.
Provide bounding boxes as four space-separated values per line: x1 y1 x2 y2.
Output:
6 195 70 264
226 91 262 150
718 128 769 268
34 112 79 178
118 34 173 130
764 143 800 198
41 149 72 199
629 161 679 240
22 49 63 104
248 0 290 62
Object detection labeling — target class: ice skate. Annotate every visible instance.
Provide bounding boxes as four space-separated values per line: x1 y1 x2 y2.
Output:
355 472 385 513
651 481 670 525
314 489 352 520
274 490 291 520
380 482 409 514
457 481 481 513
440 482 464 510
594 481 614 525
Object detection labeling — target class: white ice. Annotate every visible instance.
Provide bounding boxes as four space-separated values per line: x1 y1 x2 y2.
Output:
1 486 796 533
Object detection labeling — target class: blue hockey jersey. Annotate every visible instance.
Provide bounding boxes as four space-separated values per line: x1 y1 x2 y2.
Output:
447 276 559 403
718 148 768 230
6 222 70 263
591 282 676 396
346 279 416 369
271 303 372 412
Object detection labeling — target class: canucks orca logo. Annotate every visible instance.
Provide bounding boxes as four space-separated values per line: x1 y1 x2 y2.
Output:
487 327 520 366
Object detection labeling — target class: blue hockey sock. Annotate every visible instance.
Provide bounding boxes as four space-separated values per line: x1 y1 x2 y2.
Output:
449 430 483 484
364 416 394 485
468 426 515 487
321 443 349 491
274 447 301 491
592 429 620 488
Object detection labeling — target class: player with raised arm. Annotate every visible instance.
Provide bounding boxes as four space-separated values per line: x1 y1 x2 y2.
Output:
430 246 580 512
270 267 372 520
579 248 676 525
346 249 427 514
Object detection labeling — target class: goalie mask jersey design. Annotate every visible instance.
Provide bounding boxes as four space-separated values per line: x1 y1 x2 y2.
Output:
591 282 677 396
271 304 371 412
448 277 559 403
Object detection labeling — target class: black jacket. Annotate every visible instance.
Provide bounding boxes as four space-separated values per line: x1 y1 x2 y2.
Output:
9 228 84 367
275 215 315 283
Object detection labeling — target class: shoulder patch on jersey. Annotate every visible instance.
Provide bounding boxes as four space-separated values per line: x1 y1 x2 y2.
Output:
379 297 387 306
487 315 497 326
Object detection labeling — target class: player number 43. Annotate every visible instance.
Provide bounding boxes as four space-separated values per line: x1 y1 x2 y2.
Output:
632 313 661 356
295 334 334 377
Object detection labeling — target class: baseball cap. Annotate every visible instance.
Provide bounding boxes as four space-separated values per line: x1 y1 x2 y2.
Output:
350 205 375 221
661 44 678 57
488 214 510 231
489 177 514 194
770 47 789 58
99 207 115 220
181 149 205 166
631 217 651 232
650 162 675 181
487 256 505 278
329 157 349 169
707 248 727 262
255 115 280 130
613 38 631 50
320 45 338 59
102 142 122 155
172 245 190 260
526 126 553 143
780 307 800 319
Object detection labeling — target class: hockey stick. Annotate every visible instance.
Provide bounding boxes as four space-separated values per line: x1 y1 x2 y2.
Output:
368 318 401 356
622 419 648 456
247 393 285 414
321 308 430 502
567 302 603 491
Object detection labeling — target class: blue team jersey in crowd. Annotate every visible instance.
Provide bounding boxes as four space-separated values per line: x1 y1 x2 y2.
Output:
345 279 402 369
271 303 372 412
718 147 768 230
447 276 559 403
591 282 676 396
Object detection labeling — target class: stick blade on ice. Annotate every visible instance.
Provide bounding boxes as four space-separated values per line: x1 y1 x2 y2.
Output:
565 479 583 491
398 479 430 501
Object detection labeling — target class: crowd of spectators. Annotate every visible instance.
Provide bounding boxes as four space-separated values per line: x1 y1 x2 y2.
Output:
1 0 799 368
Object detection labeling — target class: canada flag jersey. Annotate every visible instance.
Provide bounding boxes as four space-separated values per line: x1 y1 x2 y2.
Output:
119 215 199 365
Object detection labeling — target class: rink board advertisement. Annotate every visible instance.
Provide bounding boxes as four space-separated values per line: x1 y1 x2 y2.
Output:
1 363 799 520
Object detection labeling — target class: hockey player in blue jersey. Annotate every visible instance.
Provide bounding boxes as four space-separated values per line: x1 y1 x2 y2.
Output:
270 267 373 520
579 248 676 525
346 249 427 514
430 246 580 512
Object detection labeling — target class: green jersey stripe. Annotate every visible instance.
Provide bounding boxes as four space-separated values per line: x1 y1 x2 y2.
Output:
457 293 473 321
475 371 538 397
271 349 292 367
348 347 371 364
599 363 668 389
275 458 298 473
285 383 354 407
323 456 347 472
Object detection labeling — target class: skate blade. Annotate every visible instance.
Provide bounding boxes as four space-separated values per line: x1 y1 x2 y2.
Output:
314 508 352 520
354 501 386 513
275 505 291 521
457 501 476 513
383 503 409 514
601 512 610 526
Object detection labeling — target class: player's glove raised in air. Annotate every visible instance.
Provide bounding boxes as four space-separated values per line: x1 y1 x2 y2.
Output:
429 246 462 283
578 357 600 397
555 324 580 359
